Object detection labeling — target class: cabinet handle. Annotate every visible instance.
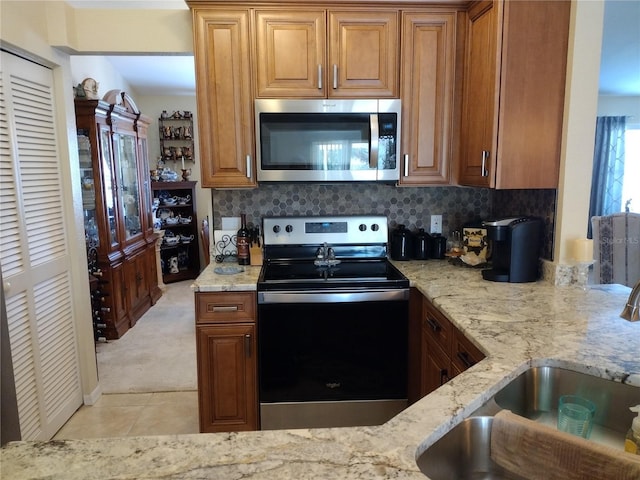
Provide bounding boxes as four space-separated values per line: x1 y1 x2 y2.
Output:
440 369 449 385
333 64 338 89
403 154 409 177
246 155 252 179
425 316 441 332
318 64 323 90
244 334 252 357
212 305 238 312
481 150 490 177
457 351 474 369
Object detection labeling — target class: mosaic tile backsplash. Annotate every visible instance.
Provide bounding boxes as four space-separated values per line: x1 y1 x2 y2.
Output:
212 184 556 260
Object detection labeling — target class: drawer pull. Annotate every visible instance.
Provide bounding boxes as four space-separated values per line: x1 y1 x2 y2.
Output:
426 316 441 332
457 351 474 369
440 369 449 385
211 305 239 312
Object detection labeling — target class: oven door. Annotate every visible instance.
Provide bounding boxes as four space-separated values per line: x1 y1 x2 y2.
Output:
258 289 408 430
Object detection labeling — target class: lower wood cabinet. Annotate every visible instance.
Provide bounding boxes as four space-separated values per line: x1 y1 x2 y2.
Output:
409 287 485 402
195 291 258 432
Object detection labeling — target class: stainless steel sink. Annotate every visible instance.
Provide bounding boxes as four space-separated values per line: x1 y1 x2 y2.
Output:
417 416 525 480
417 366 640 479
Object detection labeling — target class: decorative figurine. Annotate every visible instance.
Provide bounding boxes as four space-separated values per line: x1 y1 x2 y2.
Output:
81 78 99 100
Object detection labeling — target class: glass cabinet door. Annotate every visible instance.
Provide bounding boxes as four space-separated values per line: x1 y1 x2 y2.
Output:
77 130 98 247
114 132 142 241
100 128 119 247
138 136 152 232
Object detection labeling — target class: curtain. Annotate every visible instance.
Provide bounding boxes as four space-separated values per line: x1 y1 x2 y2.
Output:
588 116 626 238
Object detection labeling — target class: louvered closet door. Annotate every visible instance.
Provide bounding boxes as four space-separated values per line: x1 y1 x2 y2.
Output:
0 51 83 440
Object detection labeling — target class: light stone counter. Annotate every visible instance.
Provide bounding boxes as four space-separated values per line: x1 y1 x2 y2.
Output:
191 264 261 292
3 260 639 479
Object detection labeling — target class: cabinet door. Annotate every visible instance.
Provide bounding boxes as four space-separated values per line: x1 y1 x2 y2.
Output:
399 12 456 185
99 127 120 248
254 10 326 98
197 324 258 432
192 9 255 188
328 11 399 98
124 248 150 326
113 132 144 241
458 0 499 188
421 332 452 397
104 261 129 338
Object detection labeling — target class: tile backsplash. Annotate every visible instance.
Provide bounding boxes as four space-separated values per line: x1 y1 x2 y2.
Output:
211 184 556 260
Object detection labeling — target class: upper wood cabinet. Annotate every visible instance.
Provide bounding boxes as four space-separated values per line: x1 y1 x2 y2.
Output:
191 8 256 188
254 9 399 98
458 0 571 189
399 11 457 185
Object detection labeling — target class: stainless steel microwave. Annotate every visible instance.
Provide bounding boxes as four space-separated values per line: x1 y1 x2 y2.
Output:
255 99 401 183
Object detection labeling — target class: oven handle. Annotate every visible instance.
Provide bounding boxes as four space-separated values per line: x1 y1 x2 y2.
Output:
258 289 409 304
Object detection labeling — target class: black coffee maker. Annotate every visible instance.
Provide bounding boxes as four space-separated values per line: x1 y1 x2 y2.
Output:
481 217 543 283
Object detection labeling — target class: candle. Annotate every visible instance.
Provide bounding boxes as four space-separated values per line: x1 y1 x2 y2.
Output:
571 238 593 263
181 157 185 170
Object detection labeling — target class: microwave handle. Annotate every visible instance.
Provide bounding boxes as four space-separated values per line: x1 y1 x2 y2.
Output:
370 114 379 169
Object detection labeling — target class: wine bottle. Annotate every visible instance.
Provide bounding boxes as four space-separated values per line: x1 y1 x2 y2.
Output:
237 213 250 265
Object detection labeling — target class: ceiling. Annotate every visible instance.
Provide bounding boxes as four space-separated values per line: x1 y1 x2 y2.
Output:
70 0 639 97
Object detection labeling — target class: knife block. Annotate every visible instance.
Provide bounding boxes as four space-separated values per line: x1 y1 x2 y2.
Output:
250 245 263 266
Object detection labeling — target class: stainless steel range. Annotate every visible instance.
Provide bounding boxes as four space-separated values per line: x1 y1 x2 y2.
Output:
257 215 409 430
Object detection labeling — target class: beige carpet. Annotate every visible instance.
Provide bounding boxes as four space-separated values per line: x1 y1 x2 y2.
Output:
95 280 197 393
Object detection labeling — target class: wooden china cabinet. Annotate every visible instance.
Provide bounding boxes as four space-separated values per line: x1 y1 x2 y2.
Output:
75 97 161 340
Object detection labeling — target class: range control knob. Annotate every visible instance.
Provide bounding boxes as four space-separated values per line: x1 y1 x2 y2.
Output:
285 224 293 233
359 224 367 232
272 225 281 233
371 223 380 232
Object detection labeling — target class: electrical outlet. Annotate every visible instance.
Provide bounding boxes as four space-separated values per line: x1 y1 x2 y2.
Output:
430 215 442 234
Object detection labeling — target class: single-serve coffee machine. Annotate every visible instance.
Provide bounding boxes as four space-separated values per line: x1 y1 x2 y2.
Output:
481 217 543 283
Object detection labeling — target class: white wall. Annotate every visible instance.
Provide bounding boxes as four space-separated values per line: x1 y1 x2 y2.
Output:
70 56 135 99
554 0 605 263
598 95 640 128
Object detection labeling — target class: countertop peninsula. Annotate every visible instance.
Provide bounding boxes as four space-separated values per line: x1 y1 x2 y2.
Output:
3 260 639 479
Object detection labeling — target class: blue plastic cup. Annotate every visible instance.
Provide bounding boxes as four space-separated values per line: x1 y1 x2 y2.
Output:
557 394 596 438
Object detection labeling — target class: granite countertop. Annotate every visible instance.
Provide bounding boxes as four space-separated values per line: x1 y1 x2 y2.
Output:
3 260 639 479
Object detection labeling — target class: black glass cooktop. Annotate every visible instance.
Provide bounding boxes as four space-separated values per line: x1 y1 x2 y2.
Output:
258 259 409 291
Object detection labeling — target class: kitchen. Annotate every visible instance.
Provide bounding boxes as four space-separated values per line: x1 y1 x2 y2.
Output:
2 0 640 477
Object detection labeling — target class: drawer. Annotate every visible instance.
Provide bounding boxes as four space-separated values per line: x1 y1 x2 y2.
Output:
422 298 453 356
196 291 256 324
451 328 485 373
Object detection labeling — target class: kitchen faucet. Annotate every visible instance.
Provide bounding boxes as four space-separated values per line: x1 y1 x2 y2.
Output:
314 242 339 267
620 279 640 321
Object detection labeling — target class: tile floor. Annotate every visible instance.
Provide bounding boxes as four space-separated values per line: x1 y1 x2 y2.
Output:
53 391 199 440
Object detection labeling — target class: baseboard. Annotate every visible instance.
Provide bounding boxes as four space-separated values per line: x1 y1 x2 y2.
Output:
83 383 103 405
